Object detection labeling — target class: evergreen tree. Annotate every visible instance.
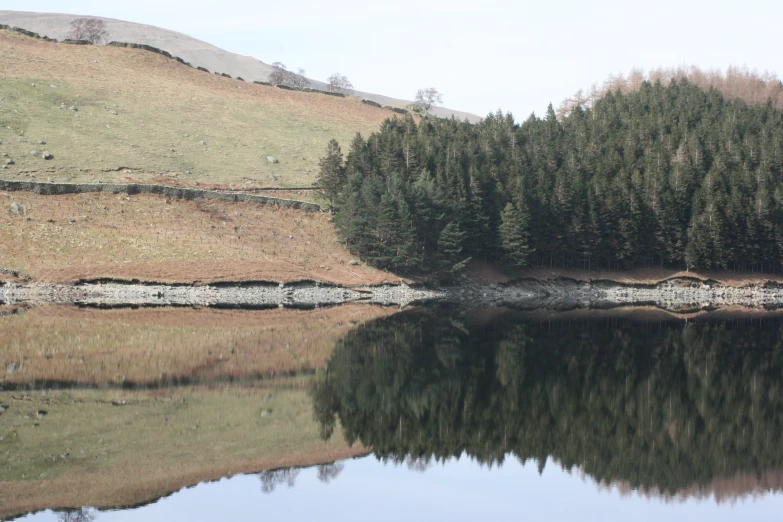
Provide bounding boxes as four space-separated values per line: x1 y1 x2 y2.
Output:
437 222 471 277
499 202 534 267
327 78 783 278
317 139 346 210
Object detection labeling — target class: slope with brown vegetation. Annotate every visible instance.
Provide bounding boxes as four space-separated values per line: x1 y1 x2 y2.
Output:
0 28 393 187
0 304 394 386
0 191 399 285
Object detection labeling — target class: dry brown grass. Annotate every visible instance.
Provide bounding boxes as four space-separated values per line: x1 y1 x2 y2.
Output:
0 29 393 187
0 191 399 285
0 304 393 386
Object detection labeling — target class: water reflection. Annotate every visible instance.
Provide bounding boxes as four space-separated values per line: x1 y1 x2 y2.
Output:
312 306 783 499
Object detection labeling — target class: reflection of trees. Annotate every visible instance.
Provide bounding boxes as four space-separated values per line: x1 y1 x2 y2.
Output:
313 307 783 495
57 508 96 522
259 468 299 493
406 455 433 473
317 462 344 483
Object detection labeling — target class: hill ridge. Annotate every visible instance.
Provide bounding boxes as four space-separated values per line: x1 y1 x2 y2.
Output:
0 9 481 122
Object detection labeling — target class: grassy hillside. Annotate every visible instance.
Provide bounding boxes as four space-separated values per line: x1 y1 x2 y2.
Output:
0 28 395 188
0 10 483 122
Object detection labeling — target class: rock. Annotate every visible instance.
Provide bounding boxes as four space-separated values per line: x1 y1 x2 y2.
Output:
49 84 57 88
6 362 18 374
68 218 76 224
261 409 272 417
0 404 7 413
9 202 23 215
43 151 52 160
266 156 279 164
38 140 46 145
4 159 13 165
349 260 360 266
30 150 39 157
37 410 47 418
69 106 77 112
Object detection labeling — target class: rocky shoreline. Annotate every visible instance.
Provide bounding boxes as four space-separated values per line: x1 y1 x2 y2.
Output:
3 276 783 311
0 281 440 308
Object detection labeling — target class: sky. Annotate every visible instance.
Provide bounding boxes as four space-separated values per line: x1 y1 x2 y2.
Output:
20 455 783 522
2 0 782 119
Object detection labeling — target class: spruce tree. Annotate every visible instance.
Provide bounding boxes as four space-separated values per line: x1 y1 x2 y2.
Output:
317 139 346 210
437 222 471 277
499 202 534 267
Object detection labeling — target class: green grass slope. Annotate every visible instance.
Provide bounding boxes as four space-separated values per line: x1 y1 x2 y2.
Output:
0 29 394 188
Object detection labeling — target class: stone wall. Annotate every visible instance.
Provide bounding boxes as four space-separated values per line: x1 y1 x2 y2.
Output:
0 180 322 212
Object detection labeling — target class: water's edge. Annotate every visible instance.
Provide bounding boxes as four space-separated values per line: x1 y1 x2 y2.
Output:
3 277 783 311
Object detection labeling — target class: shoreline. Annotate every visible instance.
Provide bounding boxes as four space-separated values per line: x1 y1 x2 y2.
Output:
4 276 783 312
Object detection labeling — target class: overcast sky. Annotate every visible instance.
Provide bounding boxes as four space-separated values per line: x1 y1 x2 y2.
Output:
3 0 783 119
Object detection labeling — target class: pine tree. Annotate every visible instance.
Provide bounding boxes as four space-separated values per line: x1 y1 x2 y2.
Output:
317 139 346 210
499 202 534 267
437 222 471 277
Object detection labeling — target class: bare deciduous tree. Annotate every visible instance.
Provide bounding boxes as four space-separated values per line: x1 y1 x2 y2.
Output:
259 467 299 493
269 62 309 89
290 67 309 89
316 462 344 483
414 88 444 112
270 62 289 85
327 73 354 95
57 508 97 522
556 65 783 121
66 18 109 44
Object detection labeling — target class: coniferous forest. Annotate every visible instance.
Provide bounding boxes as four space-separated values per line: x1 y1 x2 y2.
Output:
320 79 783 278
311 308 783 493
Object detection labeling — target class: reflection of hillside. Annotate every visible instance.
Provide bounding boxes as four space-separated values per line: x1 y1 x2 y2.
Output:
0 305 389 518
313 306 783 498
0 305 393 386
0 385 366 519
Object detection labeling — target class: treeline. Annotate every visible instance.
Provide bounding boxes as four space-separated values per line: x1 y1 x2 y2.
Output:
312 308 783 494
320 79 783 278
557 66 783 120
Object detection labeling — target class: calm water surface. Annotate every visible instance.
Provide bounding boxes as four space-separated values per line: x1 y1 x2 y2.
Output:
3 305 783 520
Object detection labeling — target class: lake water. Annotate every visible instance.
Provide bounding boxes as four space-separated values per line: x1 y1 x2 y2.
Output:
3 305 783 520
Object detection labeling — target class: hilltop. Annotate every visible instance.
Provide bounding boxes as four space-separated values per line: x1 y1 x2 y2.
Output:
0 10 482 122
